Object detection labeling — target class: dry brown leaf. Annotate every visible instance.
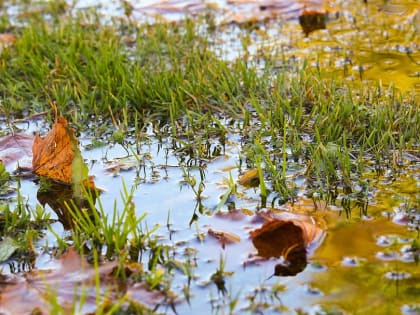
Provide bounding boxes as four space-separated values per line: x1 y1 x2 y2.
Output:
251 219 308 276
32 115 76 183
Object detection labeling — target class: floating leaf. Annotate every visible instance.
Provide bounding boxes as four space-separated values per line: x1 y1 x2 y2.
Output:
208 228 241 248
251 220 305 258
32 109 94 193
251 219 309 276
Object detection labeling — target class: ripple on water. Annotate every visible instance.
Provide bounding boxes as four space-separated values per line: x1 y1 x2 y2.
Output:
385 271 411 280
376 235 394 246
303 284 323 296
401 304 420 315
376 251 400 261
341 256 365 267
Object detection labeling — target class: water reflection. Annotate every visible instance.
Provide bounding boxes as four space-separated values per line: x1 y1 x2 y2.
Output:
36 180 98 230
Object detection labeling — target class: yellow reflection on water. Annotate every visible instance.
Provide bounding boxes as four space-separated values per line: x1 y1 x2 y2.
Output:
309 171 419 314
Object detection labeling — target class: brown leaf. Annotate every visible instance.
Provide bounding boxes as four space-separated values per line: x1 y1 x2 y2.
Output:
251 220 305 258
208 228 241 248
250 219 309 276
0 133 34 170
32 116 76 184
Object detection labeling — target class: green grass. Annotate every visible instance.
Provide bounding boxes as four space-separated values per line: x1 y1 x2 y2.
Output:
0 0 418 240
0 0 419 313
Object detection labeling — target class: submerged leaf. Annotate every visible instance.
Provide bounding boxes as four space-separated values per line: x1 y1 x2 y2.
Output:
0 247 163 314
299 10 327 36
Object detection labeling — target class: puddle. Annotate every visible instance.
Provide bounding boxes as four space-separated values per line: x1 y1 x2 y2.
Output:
62 0 420 93
1 0 419 313
1 115 419 314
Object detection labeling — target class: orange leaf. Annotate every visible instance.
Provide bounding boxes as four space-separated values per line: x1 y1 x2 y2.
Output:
251 220 305 258
32 116 76 184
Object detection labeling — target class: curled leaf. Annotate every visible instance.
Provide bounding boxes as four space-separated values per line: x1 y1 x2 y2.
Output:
250 217 319 276
32 116 76 184
31 113 94 194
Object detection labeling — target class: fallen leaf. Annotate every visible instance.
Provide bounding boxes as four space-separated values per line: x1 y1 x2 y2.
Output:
32 116 76 184
0 247 163 314
250 218 314 276
0 133 34 170
31 112 93 194
208 228 241 248
237 168 259 187
251 220 305 258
